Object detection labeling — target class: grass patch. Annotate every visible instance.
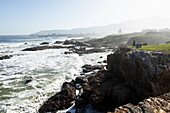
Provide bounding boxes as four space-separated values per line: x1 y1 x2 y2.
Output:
129 44 170 54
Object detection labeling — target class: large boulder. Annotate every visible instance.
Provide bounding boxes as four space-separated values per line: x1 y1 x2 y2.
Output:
39 82 76 113
76 47 170 111
107 47 169 96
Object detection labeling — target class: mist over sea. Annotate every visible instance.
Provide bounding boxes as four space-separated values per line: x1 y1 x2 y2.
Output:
0 36 108 113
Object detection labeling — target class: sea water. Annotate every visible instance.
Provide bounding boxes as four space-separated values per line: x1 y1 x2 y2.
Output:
0 35 108 113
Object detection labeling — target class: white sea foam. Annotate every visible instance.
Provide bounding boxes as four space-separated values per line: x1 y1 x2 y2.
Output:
0 36 111 113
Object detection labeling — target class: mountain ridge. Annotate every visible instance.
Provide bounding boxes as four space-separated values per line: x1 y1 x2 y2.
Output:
32 16 170 35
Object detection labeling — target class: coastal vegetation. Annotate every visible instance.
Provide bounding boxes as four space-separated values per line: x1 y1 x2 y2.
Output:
136 43 170 54
87 31 170 47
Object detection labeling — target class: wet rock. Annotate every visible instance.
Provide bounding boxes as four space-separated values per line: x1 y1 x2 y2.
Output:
103 60 107 63
63 40 75 45
24 80 32 84
40 42 49 45
0 55 13 60
74 48 105 55
97 61 102 64
22 46 74 51
39 82 76 113
82 64 104 73
75 41 90 47
38 47 170 112
54 41 63 44
64 51 72 54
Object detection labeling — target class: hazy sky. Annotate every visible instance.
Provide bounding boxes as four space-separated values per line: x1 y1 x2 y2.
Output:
1 0 170 35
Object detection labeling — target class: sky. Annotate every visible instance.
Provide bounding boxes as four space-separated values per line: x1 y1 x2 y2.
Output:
0 0 170 35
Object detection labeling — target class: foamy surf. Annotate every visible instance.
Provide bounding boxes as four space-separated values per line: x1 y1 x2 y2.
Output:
0 36 110 113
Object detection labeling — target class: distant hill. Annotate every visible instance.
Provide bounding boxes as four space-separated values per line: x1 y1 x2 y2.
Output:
87 31 170 47
86 32 144 47
32 17 170 35
127 31 170 45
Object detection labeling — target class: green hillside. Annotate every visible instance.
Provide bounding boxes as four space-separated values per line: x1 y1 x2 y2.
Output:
87 31 170 47
87 32 143 47
127 32 170 45
138 44 170 54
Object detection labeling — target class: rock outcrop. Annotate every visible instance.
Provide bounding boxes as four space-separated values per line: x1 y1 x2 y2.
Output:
76 47 170 112
63 40 90 47
115 92 170 113
40 42 49 45
53 41 63 44
73 47 106 55
0 55 13 60
39 82 76 113
22 46 74 51
38 47 170 113
82 64 104 73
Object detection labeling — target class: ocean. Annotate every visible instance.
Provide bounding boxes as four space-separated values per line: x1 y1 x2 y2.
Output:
0 35 108 113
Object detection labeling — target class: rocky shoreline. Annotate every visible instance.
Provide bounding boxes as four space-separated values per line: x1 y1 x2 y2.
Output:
0 55 13 60
39 46 170 113
21 40 110 56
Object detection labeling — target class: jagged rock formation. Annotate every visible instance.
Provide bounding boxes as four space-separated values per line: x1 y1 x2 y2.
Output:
77 47 169 111
22 45 106 55
39 82 76 113
114 92 170 113
38 47 170 113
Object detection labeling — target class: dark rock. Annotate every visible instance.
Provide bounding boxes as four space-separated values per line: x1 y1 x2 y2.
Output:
38 47 170 112
100 56 103 58
82 64 104 73
64 51 72 54
24 43 28 45
63 40 90 47
103 60 107 63
39 82 76 113
54 41 63 44
75 41 90 47
0 55 13 60
76 47 170 112
63 40 75 45
107 47 169 96
40 42 49 45
73 48 105 55
24 80 32 84
75 98 87 108
22 46 74 51
74 76 88 84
